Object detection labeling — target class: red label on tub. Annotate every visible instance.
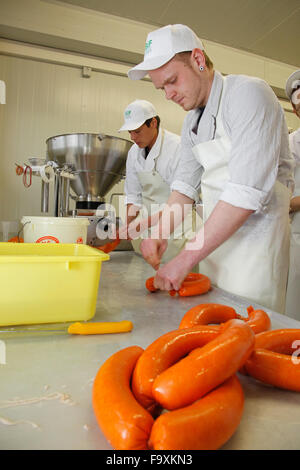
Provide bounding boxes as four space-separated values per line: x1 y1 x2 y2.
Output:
36 236 60 244
76 237 84 244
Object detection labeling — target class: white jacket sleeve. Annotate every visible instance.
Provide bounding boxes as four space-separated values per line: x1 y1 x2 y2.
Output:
124 148 143 207
220 78 292 211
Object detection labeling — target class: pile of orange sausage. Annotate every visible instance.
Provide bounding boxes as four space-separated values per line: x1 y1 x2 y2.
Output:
92 302 300 450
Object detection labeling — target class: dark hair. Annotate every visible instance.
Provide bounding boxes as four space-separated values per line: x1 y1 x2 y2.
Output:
145 115 160 130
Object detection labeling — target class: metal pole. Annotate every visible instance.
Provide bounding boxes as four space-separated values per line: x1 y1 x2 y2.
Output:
41 180 49 213
54 173 60 217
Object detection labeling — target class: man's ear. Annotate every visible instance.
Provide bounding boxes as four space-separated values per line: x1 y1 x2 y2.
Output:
151 117 158 129
191 48 206 70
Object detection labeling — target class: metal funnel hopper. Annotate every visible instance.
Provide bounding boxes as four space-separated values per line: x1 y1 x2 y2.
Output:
46 133 132 203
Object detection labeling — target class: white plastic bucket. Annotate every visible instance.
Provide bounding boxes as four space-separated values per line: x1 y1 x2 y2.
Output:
21 216 90 244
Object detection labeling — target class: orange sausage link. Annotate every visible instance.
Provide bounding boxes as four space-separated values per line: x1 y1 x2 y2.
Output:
96 237 120 254
244 329 300 391
239 306 271 334
145 277 157 293
149 375 244 450
244 349 300 392
169 273 211 297
179 303 239 329
145 273 211 297
132 325 221 409
152 319 255 410
92 346 154 450
253 328 300 354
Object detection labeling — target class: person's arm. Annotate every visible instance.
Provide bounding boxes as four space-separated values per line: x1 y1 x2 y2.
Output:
119 148 143 240
290 196 300 213
153 200 254 290
117 203 141 240
139 115 202 268
140 190 194 269
126 204 140 224
289 134 300 214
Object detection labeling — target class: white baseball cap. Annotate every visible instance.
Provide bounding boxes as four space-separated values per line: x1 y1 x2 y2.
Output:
128 24 204 80
118 100 157 132
286 69 300 100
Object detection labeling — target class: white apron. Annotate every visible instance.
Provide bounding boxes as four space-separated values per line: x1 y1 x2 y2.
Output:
285 161 300 320
192 79 290 313
131 132 202 265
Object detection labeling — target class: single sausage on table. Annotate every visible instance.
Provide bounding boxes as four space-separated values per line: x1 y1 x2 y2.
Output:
152 319 255 410
239 306 271 334
179 303 239 329
169 273 211 297
92 346 154 450
149 375 244 450
252 328 300 353
179 303 271 334
145 273 211 297
244 329 300 392
132 325 221 409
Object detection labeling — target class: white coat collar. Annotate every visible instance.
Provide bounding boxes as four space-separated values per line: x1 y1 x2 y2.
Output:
205 70 224 119
141 126 163 161
189 70 224 143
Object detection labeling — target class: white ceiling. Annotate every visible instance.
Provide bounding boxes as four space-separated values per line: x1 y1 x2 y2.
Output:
55 0 300 68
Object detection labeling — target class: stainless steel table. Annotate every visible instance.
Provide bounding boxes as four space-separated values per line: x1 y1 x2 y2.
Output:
0 251 300 450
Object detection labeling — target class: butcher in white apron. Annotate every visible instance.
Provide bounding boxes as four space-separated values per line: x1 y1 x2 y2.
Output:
191 78 291 313
285 70 300 320
128 24 294 313
119 99 201 265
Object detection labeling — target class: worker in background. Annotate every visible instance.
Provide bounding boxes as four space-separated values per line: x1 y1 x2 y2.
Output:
118 99 201 265
128 24 294 314
285 70 300 320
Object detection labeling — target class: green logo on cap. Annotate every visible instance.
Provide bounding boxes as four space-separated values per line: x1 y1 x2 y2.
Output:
125 110 131 120
145 39 152 55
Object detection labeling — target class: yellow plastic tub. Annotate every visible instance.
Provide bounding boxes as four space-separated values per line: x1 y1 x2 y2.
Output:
0 243 109 326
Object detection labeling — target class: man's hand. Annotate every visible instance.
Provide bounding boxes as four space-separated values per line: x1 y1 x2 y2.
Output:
140 239 168 270
153 253 191 291
152 200 254 291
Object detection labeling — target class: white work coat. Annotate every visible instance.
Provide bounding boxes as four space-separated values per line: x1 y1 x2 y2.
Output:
286 127 300 319
124 128 201 264
171 72 293 313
